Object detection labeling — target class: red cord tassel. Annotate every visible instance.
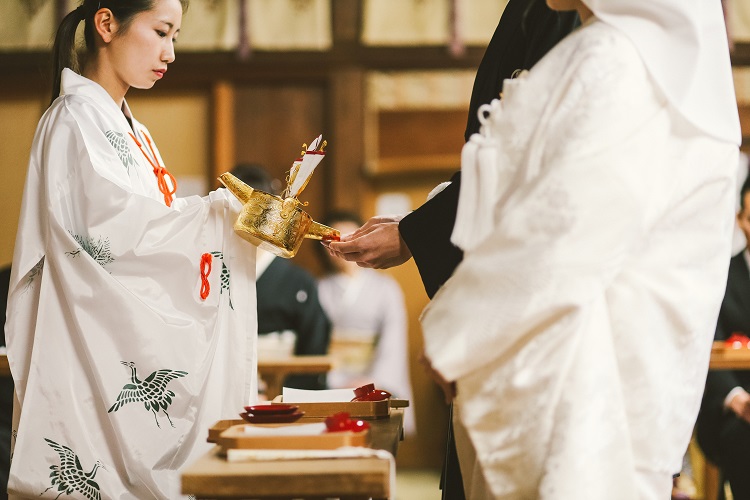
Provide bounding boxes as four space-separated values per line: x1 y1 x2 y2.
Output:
200 253 212 300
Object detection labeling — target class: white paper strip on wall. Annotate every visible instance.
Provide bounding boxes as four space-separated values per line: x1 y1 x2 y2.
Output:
361 0 449 46
177 0 241 51
0 0 58 51
361 0 507 47
460 0 509 45
248 0 332 51
366 70 476 111
728 0 750 42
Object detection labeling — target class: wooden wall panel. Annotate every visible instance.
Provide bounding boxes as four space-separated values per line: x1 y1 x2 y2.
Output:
0 95 45 267
328 69 366 212
371 109 466 174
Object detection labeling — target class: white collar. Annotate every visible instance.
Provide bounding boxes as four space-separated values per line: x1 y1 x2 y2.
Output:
60 69 135 133
255 249 276 278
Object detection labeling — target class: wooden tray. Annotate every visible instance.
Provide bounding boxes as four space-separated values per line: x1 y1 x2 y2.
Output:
216 424 370 452
208 419 245 443
272 399 390 419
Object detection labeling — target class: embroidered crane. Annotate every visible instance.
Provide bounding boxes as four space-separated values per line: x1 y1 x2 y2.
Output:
108 361 187 428
42 438 103 500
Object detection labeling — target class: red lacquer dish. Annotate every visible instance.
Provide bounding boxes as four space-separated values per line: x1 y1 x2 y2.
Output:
351 383 392 402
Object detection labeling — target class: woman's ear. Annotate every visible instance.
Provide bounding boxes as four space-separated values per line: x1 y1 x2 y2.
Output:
93 8 118 43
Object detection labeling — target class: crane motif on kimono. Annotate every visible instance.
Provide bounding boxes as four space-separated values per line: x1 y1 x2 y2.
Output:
42 438 103 500
108 361 188 428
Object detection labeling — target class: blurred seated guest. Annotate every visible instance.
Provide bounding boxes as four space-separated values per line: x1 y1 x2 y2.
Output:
697 176 750 500
231 164 331 391
318 211 415 435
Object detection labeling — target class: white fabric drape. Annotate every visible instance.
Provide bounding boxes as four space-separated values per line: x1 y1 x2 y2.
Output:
584 0 741 145
6 69 258 499
424 20 739 499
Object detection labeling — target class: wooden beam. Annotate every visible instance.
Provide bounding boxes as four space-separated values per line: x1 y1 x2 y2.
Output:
0 46 485 92
733 43 750 67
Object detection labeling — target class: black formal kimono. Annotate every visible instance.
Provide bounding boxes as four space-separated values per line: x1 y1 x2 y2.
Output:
256 257 332 390
397 1 578 498
399 0 579 300
697 252 750 498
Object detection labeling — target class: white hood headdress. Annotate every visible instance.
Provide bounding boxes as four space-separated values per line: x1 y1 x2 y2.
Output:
451 0 741 253
583 0 740 145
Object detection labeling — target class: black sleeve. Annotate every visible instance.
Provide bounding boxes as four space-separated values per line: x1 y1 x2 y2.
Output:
399 172 463 299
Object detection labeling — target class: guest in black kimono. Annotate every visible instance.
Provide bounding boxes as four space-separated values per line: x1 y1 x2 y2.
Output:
697 175 750 500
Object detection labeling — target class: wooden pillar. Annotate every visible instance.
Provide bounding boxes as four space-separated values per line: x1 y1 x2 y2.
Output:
327 68 366 214
212 81 235 187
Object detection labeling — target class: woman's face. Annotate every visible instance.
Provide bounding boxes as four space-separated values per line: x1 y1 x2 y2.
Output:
107 0 183 91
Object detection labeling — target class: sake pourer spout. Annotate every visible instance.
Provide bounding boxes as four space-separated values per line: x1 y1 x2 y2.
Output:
218 172 254 204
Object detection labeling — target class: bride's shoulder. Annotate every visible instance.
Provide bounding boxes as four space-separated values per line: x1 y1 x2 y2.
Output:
568 20 642 70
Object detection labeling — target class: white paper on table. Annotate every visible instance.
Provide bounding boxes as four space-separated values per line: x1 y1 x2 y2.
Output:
282 387 356 402
242 422 327 436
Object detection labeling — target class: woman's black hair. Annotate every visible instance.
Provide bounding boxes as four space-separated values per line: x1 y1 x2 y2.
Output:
50 0 189 106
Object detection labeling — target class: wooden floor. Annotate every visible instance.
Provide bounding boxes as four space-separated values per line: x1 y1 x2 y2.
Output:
396 468 442 500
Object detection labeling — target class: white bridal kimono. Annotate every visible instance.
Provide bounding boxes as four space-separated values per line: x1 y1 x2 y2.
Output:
421 21 740 500
6 69 258 499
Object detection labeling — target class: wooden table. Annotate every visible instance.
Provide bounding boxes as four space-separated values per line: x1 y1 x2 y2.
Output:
708 340 750 370
182 408 404 499
0 354 8 378
257 356 333 400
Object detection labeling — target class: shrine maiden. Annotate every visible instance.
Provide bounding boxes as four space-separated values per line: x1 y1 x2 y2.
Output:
5 1 258 498
421 0 741 498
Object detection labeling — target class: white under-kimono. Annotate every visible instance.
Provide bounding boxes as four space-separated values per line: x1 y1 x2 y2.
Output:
421 20 740 500
6 69 257 499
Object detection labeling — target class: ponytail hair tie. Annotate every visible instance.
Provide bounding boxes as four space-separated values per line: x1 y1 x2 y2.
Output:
75 4 87 19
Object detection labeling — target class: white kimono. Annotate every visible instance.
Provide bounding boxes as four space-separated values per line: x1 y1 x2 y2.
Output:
6 69 257 499
421 21 740 500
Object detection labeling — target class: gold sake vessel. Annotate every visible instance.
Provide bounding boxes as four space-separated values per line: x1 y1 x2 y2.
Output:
218 172 340 258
